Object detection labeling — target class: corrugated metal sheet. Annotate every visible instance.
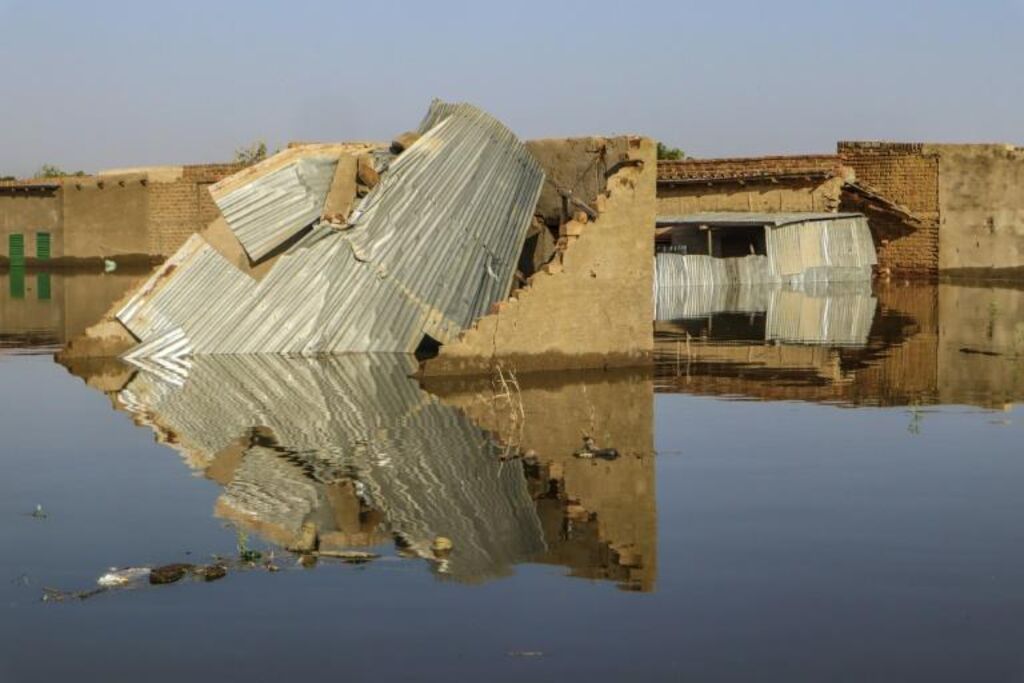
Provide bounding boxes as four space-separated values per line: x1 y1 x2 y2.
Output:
213 155 340 262
116 354 547 583
118 101 545 357
655 214 876 291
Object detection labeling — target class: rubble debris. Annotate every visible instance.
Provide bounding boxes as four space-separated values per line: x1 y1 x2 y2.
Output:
149 563 194 585
390 131 420 153
116 100 545 359
97 567 151 587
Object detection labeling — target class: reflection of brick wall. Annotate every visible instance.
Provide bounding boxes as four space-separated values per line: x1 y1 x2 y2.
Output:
148 163 243 256
838 142 939 276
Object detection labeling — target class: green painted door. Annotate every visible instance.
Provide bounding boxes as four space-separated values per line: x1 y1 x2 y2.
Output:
9 267 25 299
36 232 51 260
36 273 51 300
9 233 25 266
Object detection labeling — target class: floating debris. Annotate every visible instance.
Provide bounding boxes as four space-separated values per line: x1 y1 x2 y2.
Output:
97 567 151 587
149 563 194 585
28 504 47 519
315 550 380 564
193 564 228 582
431 536 453 557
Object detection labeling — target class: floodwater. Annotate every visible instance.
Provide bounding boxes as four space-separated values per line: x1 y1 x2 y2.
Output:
1 271 1023 682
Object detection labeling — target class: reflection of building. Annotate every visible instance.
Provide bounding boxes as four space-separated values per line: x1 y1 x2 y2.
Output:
0 270 144 349
656 282 1024 409
426 368 657 591
62 353 657 591
656 281 877 348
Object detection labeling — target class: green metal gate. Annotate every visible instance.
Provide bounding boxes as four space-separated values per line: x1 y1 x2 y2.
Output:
8 233 25 266
36 232 51 260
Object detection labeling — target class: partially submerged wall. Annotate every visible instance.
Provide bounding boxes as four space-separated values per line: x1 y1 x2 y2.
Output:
928 144 1024 277
0 162 241 265
0 184 62 264
423 136 656 375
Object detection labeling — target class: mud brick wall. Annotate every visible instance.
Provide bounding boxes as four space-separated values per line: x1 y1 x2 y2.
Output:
147 163 242 256
838 142 940 276
657 156 848 216
424 136 657 374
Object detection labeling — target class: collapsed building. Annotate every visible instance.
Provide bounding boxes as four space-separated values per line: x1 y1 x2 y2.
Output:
63 100 656 374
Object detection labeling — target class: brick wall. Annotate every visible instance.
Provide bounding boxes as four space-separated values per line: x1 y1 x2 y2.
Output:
147 163 243 256
838 142 940 276
658 154 845 182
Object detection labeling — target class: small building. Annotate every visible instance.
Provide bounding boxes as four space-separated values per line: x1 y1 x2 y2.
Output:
0 163 242 267
655 212 877 287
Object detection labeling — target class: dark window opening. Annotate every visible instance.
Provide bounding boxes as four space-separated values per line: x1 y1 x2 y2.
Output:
713 226 766 258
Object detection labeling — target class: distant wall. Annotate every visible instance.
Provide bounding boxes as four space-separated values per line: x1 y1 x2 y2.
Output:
838 142 940 276
0 187 62 260
0 162 241 264
62 175 150 260
657 156 847 216
927 144 1024 274
424 136 656 374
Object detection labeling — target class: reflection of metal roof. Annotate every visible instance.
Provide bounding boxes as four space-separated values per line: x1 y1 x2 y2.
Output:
657 212 864 227
117 353 547 583
117 100 544 357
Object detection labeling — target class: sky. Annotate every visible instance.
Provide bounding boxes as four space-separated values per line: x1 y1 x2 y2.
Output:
1 0 1022 176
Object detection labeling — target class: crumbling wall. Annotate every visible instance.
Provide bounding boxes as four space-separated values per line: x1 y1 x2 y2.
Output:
927 144 1024 277
423 136 656 374
838 142 940 276
656 156 848 215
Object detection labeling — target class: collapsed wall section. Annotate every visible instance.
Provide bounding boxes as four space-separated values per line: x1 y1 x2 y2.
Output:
422 136 656 375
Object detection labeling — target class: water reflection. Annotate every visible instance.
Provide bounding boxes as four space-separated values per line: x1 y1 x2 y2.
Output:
62 354 657 590
0 269 145 350
656 282 1024 408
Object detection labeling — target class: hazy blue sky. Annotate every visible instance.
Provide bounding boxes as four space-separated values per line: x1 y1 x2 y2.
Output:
1 0 1022 176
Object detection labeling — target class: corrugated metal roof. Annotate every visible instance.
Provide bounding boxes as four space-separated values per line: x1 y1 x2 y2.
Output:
213 154 339 262
117 101 545 357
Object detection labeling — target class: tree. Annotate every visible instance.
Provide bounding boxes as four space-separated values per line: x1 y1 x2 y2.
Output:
234 140 268 166
35 164 86 178
657 142 685 161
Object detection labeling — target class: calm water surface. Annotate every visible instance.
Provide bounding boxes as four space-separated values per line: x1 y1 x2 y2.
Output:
1 273 1023 682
